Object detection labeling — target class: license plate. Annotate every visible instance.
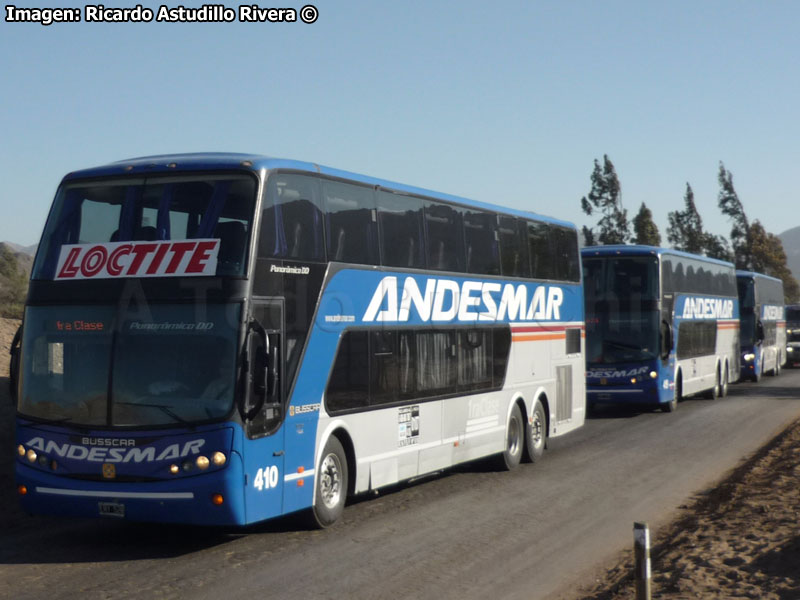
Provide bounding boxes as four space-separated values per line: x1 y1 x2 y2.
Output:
98 501 125 518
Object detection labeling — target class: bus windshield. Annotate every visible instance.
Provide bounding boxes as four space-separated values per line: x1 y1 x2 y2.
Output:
584 256 660 364
786 306 800 342
18 304 240 427
737 278 756 347
32 174 257 280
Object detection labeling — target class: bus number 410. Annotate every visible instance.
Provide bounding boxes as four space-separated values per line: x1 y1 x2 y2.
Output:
253 466 279 491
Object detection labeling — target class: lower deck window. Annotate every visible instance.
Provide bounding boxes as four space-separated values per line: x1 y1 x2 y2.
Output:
325 326 511 413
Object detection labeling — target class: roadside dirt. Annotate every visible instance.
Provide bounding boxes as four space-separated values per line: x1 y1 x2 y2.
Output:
580 400 800 599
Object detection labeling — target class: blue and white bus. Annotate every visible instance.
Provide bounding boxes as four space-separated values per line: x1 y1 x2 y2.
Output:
736 271 786 380
786 304 800 368
13 154 586 527
582 246 739 412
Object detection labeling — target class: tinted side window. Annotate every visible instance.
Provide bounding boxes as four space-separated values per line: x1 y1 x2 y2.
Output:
324 326 512 413
326 330 369 411
498 216 531 278
463 210 500 275
323 181 379 265
528 221 555 280
425 202 465 272
553 226 580 282
676 321 717 359
260 174 325 261
458 329 492 391
377 191 425 269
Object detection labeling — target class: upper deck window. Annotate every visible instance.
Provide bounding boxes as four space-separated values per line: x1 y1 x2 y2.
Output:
33 174 257 279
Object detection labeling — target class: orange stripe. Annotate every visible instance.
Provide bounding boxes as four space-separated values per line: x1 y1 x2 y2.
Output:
512 334 566 342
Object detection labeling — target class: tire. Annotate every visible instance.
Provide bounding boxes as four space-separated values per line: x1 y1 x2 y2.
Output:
663 376 680 413
524 399 546 463
720 366 729 398
775 355 781 376
704 369 720 400
497 403 524 471
311 436 348 528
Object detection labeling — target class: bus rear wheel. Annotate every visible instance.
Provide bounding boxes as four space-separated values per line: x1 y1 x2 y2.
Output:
720 367 729 397
524 399 546 463
310 436 348 528
497 403 524 471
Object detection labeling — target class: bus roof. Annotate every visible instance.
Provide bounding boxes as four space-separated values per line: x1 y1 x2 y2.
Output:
581 245 736 268
61 152 577 230
735 270 784 285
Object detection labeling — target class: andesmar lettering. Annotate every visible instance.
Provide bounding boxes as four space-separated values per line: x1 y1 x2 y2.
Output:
55 240 219 280
681 297 734 320
363 276 564 323
26 436 205 463
763 305 783 321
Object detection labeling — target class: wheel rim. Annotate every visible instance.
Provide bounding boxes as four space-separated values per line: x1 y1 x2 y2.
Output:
531 410 544 449
319 452 343 509
508 414 522 456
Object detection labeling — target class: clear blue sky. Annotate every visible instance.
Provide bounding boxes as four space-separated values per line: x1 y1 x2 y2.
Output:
2 0 798 247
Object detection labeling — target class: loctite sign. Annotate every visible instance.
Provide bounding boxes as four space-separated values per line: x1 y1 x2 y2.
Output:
55 239 220 280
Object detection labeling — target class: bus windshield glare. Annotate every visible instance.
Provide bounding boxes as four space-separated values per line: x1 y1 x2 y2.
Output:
18 304 241 427
584 256 660 364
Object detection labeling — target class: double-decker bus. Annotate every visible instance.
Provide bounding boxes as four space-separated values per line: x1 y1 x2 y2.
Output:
736 271 786 380
12 153 586 527
786 304 800 368
582 246 739 412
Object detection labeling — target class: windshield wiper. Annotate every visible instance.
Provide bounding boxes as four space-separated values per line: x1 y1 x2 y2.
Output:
116 401 190 424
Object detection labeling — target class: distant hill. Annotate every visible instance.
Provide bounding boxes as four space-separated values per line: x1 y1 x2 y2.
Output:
779 226 800 283
2 242 37 258
0 243 29 318
0 243 33 276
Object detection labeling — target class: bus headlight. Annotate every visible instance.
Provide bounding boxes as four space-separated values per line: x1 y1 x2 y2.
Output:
212 452 227 467
743 353 755 362
788 347 794 353
196 456 210 470
17 445 25 457
26 449 37 463
169 464 180 475
649 371 658 379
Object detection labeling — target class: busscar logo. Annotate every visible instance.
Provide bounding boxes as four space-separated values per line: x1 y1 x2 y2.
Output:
289 403 320 417
363 276 564 323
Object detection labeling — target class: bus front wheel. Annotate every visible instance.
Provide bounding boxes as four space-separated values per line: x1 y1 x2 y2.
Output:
311 436 348 528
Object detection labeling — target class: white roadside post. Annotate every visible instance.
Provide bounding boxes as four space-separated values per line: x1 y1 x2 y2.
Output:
633 521 651 600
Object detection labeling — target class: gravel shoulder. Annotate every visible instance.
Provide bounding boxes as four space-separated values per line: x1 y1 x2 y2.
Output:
579 405 800 599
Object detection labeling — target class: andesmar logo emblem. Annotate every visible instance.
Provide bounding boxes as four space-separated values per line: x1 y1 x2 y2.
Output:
362 276 564 323
681 297 734 320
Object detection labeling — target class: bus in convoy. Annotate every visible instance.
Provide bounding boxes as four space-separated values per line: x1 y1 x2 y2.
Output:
582 246 740 413
736 271 786 380
11 153 586 527
786 304 800 368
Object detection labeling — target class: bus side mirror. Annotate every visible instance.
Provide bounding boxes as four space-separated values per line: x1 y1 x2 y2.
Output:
9 326 21 405
244 319 269 420
660 320 672 360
